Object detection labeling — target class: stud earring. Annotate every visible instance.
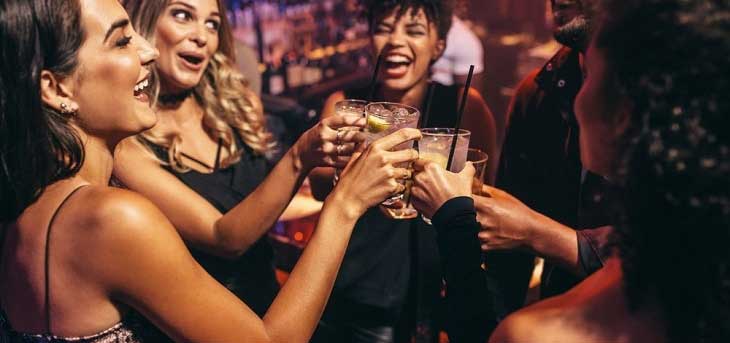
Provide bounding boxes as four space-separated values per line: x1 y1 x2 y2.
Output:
60 102 76 115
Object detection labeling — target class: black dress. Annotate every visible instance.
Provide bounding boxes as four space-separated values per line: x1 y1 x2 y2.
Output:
142 134 279 316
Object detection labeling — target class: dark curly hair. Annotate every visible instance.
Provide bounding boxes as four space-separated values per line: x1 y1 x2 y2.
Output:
0 0 85 222
596 0 730 341
360 0 455 39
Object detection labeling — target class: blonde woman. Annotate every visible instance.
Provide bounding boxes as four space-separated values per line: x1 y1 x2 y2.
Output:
113 0 364 315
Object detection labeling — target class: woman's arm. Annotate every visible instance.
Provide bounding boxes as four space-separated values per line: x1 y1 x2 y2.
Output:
113 114 364 259
95 129 420 342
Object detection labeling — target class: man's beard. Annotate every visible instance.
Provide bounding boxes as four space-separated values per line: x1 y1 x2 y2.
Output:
554 15 591 51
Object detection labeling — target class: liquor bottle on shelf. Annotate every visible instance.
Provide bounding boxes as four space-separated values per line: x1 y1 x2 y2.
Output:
284 51 304 89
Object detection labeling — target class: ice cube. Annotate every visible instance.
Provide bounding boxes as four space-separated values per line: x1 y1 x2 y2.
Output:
368 104 385 115
394 107 410 117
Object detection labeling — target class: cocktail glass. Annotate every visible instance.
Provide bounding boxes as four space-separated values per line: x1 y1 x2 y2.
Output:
364 102 421 219
418 128 471 224
333 99 368 184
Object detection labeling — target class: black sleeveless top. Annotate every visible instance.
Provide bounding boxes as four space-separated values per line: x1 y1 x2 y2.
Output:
141 133 279 316
331 82 461 314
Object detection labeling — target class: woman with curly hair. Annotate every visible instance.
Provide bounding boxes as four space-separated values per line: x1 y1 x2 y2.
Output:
113 0 369 316
308 0 498 341
412 0 729 342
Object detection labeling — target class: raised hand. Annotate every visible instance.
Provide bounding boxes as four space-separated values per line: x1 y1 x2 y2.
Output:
294 114 367 170
410 159 475 219
330 128 421 218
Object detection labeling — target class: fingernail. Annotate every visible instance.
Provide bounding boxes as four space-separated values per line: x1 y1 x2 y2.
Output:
481 244 488 250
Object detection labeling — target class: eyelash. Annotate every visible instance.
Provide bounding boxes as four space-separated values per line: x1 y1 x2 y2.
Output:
172 9 192 21
172 9 220 31
116 36 132 48
205 20 220 31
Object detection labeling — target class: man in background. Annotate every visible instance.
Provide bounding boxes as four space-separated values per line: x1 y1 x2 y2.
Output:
482 0 614 321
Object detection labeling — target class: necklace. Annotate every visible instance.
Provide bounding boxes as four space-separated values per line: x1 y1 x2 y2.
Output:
158 89 193 107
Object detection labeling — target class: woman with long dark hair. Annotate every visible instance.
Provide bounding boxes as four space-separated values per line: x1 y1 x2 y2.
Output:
0 0 420 341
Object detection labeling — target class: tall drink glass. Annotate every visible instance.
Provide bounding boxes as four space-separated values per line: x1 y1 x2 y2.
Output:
467 148 489 195
418 128 471 224
333 99 368 184
364 102 421 219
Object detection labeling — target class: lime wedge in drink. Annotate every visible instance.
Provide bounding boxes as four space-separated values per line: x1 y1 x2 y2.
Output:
367 116 391 133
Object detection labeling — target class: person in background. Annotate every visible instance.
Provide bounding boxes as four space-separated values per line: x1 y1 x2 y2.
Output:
431 14 486 96
413 0 730 341
477 0 616 324
115 0 364 316
491 0 729 341
308 0 498 341
0 0 422 341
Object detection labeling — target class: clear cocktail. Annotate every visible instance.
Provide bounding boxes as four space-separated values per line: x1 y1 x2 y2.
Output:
365 102 420 219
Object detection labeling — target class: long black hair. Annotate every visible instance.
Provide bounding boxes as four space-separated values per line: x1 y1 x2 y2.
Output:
596 0 730 341
0 0 85 222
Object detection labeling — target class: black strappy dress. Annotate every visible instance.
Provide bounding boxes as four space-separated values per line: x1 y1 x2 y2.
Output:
141 133 279 316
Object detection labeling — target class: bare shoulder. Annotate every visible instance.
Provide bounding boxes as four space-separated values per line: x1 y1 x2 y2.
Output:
490 294 595 343
463 87 493 117
73 186 172 241
489 307 544 343
68 186 192 282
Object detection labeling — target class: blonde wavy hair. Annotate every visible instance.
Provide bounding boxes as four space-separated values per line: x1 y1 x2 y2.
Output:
124 0 275 172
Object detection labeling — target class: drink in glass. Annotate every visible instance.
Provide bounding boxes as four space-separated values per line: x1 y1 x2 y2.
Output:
365 102 421 219
418 128 471 224
333 99 368 184
467 148 489 195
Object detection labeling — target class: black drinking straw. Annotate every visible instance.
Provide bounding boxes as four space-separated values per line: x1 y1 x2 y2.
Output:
446 65 475 171
367 51 386 102
419 82 437 129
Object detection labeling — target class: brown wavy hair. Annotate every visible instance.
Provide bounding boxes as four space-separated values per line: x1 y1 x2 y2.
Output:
123 0 275 172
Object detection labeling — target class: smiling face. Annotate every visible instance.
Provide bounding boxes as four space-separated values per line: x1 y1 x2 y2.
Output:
69 0 158 140
371 7 444 91
153 0 221 94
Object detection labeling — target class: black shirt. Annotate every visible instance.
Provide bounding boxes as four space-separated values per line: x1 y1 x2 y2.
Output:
330 83 461 315
490 47 615 317
143 134 279 316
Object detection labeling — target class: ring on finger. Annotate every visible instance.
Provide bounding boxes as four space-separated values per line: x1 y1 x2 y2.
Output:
336 129 345 144
336 144 346 155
